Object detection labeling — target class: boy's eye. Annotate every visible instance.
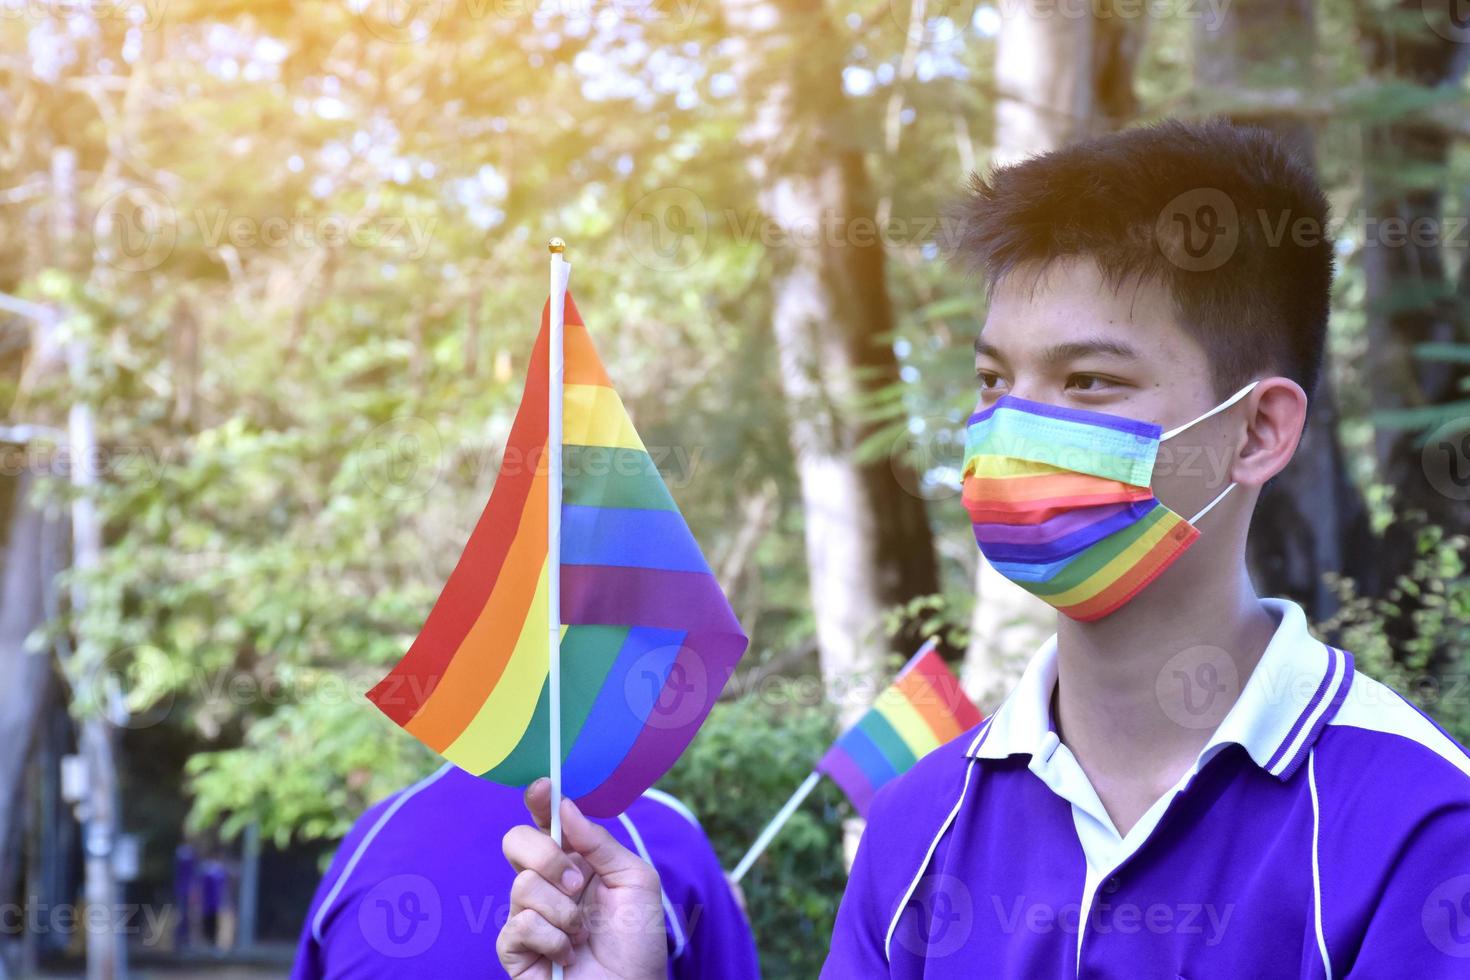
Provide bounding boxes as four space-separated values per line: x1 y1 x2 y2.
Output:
976 370 1007 392
1066 373 1113 393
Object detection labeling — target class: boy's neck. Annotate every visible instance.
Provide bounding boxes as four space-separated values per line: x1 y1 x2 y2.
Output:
1050 557 1277 837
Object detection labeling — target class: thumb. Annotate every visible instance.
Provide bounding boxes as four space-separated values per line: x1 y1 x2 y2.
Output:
560 798 660 892
523 778 553 833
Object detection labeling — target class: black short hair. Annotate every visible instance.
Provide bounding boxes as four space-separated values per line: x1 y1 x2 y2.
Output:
944 119 1334 400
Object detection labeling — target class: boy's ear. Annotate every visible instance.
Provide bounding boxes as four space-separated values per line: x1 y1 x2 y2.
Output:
1232 377 1308 488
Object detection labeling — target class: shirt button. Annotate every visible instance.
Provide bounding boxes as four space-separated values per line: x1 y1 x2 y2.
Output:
1102 876 1121 895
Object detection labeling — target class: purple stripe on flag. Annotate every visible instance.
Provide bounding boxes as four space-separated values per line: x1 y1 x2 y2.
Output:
571 629 748 816
818 745 876 817
561 565 743 635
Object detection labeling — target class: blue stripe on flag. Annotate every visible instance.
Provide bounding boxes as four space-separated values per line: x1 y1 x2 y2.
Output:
562 626 686 797
837 724 899 792
560 506 712 573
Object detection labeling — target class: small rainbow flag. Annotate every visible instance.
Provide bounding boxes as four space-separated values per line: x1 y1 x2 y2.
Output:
367 283 748 817
816 640 982 815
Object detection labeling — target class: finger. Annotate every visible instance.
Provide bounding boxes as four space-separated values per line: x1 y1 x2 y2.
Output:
497 908 576 971
568 852 593 885
560 798 660 892
510 868 589 940
503 826 586 897
523 777 553 832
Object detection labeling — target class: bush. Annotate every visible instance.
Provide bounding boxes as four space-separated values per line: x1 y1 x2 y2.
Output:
1319 522 1470 744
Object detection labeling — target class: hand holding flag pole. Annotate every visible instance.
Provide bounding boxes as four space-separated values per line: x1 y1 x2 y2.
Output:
730 638 983 884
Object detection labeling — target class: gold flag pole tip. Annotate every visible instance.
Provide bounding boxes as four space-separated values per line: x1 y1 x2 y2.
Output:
548 237 566 253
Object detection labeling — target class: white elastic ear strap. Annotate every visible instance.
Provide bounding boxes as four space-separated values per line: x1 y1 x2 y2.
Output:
1188 482 1237 525
1161 380 1260 441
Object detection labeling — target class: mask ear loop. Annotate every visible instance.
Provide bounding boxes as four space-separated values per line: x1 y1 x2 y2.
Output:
1160 380 1260 442
1188 482 1237 525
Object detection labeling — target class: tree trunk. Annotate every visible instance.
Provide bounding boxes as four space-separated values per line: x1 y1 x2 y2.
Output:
962 2 1146 708
0 468 59 980
1195 0 1377 618
726 0 942 722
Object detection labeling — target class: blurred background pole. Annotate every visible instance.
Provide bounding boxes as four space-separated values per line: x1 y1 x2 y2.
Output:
237 822 261 950
55 144 125 980
70 331 124 980
730 771 820 884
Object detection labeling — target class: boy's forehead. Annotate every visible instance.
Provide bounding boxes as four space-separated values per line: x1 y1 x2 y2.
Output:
977 258 1199 368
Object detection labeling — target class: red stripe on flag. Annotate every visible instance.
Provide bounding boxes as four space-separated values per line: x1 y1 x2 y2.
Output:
908 649 983 733
367 302 555 725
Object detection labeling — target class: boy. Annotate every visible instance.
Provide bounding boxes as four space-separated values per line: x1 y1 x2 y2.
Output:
495 120 1470 978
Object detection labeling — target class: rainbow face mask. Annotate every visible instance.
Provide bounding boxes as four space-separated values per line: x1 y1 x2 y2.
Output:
961 382 1258 622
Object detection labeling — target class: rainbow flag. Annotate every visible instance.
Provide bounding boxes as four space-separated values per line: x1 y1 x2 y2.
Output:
816 640 982 815
367 289 748 817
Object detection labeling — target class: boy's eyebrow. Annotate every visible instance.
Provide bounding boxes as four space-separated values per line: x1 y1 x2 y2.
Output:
974 336 1142 366
974 338 1008 365
1041 338 1143 365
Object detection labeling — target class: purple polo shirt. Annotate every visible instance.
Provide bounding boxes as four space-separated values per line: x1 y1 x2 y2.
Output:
292 766 759 979
825 598 1470 977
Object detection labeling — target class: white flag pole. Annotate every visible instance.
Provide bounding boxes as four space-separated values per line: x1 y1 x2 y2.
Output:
547 239 570 978
730 770 822 884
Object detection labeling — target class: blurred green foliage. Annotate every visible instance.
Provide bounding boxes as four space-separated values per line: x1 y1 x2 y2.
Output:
1321 523 1470 746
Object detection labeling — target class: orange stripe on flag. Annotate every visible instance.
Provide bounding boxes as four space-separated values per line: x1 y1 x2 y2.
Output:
406 461 549 751
564 320 612 389
897 669 964 743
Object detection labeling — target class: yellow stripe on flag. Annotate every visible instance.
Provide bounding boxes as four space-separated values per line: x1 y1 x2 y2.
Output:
874 685 942 758
564 384 644 451
442 558 553 773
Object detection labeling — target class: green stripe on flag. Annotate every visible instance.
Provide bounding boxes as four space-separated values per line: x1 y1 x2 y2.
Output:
856 709 918 775
482 625 630 784
562 446 676 511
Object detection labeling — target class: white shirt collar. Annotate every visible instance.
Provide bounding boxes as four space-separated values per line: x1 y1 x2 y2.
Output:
965 598 1355 782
